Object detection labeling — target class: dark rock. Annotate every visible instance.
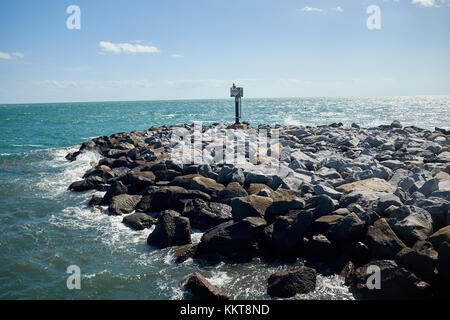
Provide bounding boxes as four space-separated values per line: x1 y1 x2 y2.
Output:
148 186 211 213
101 180 128 205
366 218 407 259
230 195 273 221
183 272 230 300
217 166 245 185
349 260 431 300
168 174 201 189
108 194 142 215
265 189 305 223
429 226 450 249
304 234 337 261
122 212 157 230
303 194 336 220
267 267 317 298
191 176 225 199
198 217 266 258
247 183 274 195
312 214 344 236
173 244 198 263
391 214 433 247
395 241 437 281
182 199 232 231
437 241 450 284
88 195 103 207
376 193 403 214
124 170 155 189
328 213 366 244
272 210 313 253
218 182 248 204
147 210 191 248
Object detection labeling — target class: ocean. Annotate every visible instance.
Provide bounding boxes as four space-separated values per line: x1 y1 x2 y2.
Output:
0 96 448 299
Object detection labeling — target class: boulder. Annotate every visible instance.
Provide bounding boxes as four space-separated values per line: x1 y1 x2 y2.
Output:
122 212 157 230
366 218 407 259
198 217 267 258
217 166 245 185
218 182 248 204
182 199 232 231
247 183 274 195
265 189 305 223
148 186 211 212
108 194 142 215
303 194 337 220
376 193 403 214
418 178 439 197
101 180 128 205
328 213 366 244
191 176 225 199
272 210 313 253
336 178 395 193
391 214 433 247
304 234 337 261
147 210 191 248
267 267 317 298
395 241 438 281
168 174 201 189
349 260 431 300
429 226 450 248
312 214 344 236
173 244 198 263
184 272 231 300
313 184 342 200
124 170 155 189
230 195 273 222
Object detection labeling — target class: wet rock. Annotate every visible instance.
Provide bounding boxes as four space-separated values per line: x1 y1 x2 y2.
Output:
88 195 103 207
366 218 406 259
101 180 128 205
122 212 157 230
182 199 232 231
267 267 317 298
230 195 273 221
349 260 431 300
148 186 211 213
198 217 266 258
108 194 142 215
147 210 191 248
124 170 156 190
173 244 198 263
183 272 230 300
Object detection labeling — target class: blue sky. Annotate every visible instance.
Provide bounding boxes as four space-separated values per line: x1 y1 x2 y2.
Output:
0 0 449 103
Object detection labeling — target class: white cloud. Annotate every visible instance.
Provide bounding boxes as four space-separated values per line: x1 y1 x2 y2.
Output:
171 54 184 58
0 52 12 60
301 6 323 12
99 41 159 54
411 0 436 7
12 52 24 59
332 6 344 12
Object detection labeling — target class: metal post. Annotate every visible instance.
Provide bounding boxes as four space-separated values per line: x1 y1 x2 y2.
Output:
235 97 240 124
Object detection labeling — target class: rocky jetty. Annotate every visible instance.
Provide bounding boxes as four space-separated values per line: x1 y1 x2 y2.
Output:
67 121 449 299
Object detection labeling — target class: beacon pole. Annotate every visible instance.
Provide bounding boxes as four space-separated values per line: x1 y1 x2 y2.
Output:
230 83 243 125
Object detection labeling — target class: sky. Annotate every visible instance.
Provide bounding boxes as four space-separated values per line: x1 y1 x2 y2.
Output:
0 0 449 104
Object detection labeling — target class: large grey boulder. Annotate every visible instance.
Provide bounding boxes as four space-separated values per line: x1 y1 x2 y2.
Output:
198 217 267 257
366 218 407 259
122 212 157 230
183 272 231 300
267 267 317 298
230 195 273 221
108 194 142 215
147 210 191 248
349 260 431 300
182 199 232 231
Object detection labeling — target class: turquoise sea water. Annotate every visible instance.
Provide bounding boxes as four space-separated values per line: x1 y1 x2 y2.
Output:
0 96 449 299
